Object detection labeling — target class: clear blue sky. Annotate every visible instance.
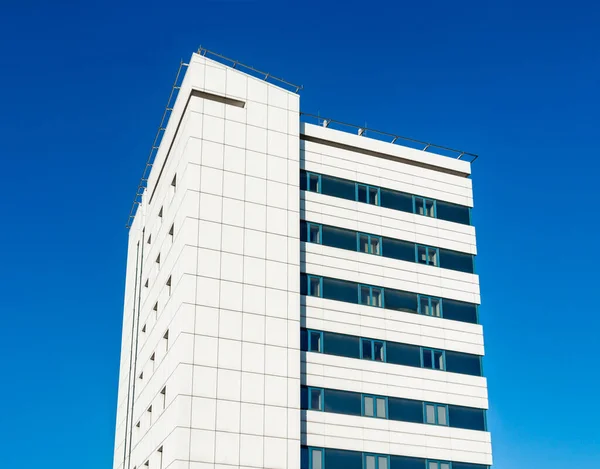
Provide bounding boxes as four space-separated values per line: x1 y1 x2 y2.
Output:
1 1 598 468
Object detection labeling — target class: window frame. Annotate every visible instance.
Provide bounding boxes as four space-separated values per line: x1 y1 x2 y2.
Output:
418 294 443 318
308 387 324 411
309 447 325 469
416 244 440 267
423 402 449 426
306 172 322 193
363 453 390 469
307 275 323 298
358 284 385 308
307 329 324 353
357 232 383 256
421 347 446 371
355 183 381 206
413 196 437 218
426 460 452 469
307 222 323 245
362 394 388 419
360 338 386 362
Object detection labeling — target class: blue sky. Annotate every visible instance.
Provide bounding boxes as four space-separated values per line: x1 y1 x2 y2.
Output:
1 1 598 468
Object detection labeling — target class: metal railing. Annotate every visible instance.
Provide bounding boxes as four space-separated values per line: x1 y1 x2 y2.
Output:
301 112 478 162
197 46 303 93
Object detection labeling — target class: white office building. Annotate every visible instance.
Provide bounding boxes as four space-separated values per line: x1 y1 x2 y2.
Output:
113 48 492 469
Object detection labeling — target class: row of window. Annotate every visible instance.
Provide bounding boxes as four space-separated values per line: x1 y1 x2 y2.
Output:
300 170 471 226
300 221 475 274
301 274 479 324
301 386 486 431
301 328 482 377
303 447 488 469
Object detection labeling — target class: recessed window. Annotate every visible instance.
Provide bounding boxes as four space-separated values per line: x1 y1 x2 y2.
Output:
150 352 155 362
307 222 322 244
308 330 323 352
141 324 147 333
308 387 323 411
306 172 321 193
144 461 149 468
361 338 385 362
156 254 161 265
309 448 323 469
166 276 172 296
158 206 163 218
424 403 448 426
160 387 167 410
416 245 439 267
359 285 383 307
157 446 163 469
364 453 389 469
307 275 323 298
163 330 169 351
422 348 445 370
356 183 380 206
427 461 451 469
153 302 158 312
144 279 149 288
414 196 436 218
147 234 152 244
363 395 387 418
169 223 174 238
138 371 144 379
357 233 381 255
171 174 177 189
418 294 442 317
135 420 140 428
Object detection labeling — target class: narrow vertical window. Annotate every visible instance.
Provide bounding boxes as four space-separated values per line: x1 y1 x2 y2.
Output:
153 302 158 319
147 405 153 425
147 234 152 244
416 245 439 267
156 254 161 267
309 448 323 469
308 387 324 411
308 330 323 352
307 275 323 298
169 223 174 241
160 386 167 411
171 174 177 191
307 223 322 244
414 196 436 218
424 403 448 425
150 352 156 372
144 278 149 288
141 324 147 333
163 330 169 353
307 172 321 193
157 446 163 469
166 276 172 296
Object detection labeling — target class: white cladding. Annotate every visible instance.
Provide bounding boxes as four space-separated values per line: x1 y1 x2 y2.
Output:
113 52 492 469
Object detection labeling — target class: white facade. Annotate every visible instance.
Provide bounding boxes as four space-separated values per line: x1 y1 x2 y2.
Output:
113 52 492 469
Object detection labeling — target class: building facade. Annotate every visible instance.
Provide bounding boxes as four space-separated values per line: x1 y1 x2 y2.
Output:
113 50 492 469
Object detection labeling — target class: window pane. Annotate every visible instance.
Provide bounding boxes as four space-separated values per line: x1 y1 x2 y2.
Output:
423 350 433 369
385 289 418 314
378 457 388 469
364 396 374 417
376 398 386 418
312 450 322 469
428 248 438 266
308 174 320 192
439 248 475 273
371 288 383 307
310 389 322 410
323 277 358 304
386 342 421 367
359 234 369 253
415 197 425 216
436 199 471 225
384 238 414 262
437 406 447 425
309 277 321 297
324 389 362 415
445 351 482 376
428 462 438 469
425 199 435 217
323 332 361 359
300 171 308 191
366 455 376 469
360 286 371 305
325 449 362 469
419 296 430 315
322 175 355 200
417 245 428 264
373 341 385 361
361 339 373 360
448 405 486 431
388 397 423 423
430 298 441 317
357 185 368 203
380 188 413 213
434 351 444 370
426 404 435 424
368 187 379 205
322 225 357 251
309 224 321 243
370 237 381 255
440 464 450 469
309 331 321 352
443 299 478 324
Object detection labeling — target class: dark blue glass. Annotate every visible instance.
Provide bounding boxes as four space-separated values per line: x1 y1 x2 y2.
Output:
436 200 471 225
324 389 362 415
388 397 423 424
445 351 482 377
323 331 361 359
448 405 486 431
439 248 475 274
386 342 421 367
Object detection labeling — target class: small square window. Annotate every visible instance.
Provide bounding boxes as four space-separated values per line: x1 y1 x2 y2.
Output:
309 387 323 411
308 223 322 244
308 275 322 297
307 173 321 193
308 330 322 352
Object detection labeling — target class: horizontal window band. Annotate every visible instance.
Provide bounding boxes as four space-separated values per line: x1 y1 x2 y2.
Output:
302 328 483 377
301 273 479 325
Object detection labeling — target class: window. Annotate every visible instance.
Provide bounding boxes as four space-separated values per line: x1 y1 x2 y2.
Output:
359 285 383 307
150 352 156 371
361 338 385 362
169 223 174 239
307 223 322 244
307 275 323 297
158 206 163 219
363 395 387 418
153 302 158 313
306 172 322 193
138 371 144 380
163 330 169 352
141 324 147 333
308 330 323 352
157 446 163 469
424 403 448 425
364 454 389 469
356 184 380 205
147 234 152 244
160 386 167 410
416 245 439 266
144 279 149 288
414 196 436 217
357 233 381 255
309 448 324 469
147 405 153 425
418 295 442 317
171 174 177 190
166 276 172 296
422 348 445 370
308 387 324 411
427 461 451 469
156 254 161 266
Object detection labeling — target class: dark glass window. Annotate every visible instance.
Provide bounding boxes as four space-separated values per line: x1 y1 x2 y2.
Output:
448 405 486 431
436 200 471 225
388 397 423 424
321 174 355 200
439 249 475 274
309 387 323 411
416 245 439 267
308 173 321 192
385 289 418 314
413 196 436 217
325 449 362 469
386 342 421 367
300 386 308 409
380 188 413 213
322 225 357 251
309 330 323 352
324 389 362 415
323 331 360 359
443 298 478 324
445 351 482 376
418 295 442 317
322 277 358 304
452 463 489 469
361 338 385 361
382 237 414 262
390 456 426 469
422 348 445 370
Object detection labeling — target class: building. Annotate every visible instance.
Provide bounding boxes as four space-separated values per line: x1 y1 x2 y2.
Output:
113 48 492 469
